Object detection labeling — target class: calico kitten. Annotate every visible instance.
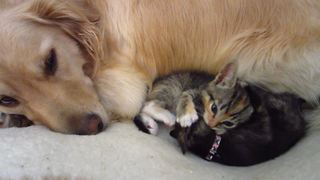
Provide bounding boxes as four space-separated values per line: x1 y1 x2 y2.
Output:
134 63 306 166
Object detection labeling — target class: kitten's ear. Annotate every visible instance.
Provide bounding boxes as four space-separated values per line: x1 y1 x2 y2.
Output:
212 62 238 89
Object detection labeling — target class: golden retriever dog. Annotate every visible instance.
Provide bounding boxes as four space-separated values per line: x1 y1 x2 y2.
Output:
0 0 319 134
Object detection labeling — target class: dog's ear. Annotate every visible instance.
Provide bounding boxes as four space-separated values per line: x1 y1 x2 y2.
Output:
25 0 101 77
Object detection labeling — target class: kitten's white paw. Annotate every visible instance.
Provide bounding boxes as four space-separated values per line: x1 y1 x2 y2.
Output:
177 110 198 127
161 111 176 127
141 114 159 135
142 101 176 127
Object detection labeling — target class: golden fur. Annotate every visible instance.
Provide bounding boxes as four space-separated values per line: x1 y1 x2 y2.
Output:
0 0 320 133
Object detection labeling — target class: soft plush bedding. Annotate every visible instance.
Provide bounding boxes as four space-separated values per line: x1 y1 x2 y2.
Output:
0 122 319 180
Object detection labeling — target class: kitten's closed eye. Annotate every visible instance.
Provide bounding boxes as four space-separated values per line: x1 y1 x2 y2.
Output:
221 121 234 127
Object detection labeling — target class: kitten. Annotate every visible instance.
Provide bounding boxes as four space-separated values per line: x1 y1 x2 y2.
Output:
134 63 306 166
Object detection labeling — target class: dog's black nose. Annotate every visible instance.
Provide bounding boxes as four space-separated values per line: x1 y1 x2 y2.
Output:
78 114 105 135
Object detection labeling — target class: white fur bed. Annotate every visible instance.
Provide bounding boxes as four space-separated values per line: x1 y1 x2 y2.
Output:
0 121 319 180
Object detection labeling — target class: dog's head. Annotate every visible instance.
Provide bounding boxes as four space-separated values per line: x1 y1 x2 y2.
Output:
0 0 109 134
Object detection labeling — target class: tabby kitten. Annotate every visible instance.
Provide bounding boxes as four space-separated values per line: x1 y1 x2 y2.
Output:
135 63 306 166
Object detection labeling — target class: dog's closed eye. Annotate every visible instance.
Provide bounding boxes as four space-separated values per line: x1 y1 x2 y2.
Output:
0 96 19 107
44 49 58 76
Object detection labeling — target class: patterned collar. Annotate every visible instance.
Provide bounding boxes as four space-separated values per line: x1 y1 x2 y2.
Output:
205 135 222 161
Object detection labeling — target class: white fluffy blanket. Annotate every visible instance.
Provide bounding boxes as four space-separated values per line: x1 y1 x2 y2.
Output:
0 122 319 180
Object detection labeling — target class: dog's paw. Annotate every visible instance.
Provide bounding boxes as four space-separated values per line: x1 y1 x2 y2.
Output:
0 113 9 128
0 114 33 128
176 110 198 127
134 113 159 135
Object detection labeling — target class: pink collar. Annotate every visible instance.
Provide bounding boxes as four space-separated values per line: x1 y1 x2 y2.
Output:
205 135 222 161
